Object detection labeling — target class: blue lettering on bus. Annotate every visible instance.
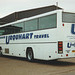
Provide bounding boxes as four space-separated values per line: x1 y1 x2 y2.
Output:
6 33 33 44
34 34 49 39
71 24 75 34
6 36 9 44
5 33 49 44
0 36 5 39
67 43 75 48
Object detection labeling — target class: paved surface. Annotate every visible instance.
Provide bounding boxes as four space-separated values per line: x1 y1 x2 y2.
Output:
0 56 75 75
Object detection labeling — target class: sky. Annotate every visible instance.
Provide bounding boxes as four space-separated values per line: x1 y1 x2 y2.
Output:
0 0 75 18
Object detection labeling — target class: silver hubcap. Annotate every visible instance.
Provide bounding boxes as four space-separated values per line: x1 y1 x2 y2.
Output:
28 51 32 60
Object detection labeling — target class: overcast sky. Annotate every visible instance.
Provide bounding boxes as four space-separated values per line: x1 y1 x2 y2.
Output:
0 0 75 18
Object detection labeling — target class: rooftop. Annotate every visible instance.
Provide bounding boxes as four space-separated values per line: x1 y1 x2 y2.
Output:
0 5 62 25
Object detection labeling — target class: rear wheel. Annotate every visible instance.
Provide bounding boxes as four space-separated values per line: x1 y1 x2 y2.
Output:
0 51 2 56
0 47 2 56
26 48 34 61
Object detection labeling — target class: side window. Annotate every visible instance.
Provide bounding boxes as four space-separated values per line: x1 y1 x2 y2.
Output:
0 22 25 35
0 13 57 36
0 29 5 35
0 25 14 35
6 25 15 34
25 19 38 31
13 22 24 33
39 14 57 29
62 12 75 23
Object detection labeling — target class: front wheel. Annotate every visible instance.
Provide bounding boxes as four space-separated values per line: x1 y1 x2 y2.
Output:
26 49 34 61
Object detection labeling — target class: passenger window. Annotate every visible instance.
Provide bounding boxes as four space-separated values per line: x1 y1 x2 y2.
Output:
39 14 57 29
0 29 5 35
14 22 25 33
25 19 38 31
0 25 13 35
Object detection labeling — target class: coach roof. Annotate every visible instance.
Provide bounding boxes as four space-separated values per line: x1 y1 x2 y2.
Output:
0 5 62 25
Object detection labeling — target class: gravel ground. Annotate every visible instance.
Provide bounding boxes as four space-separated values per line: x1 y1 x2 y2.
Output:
0 56 75 75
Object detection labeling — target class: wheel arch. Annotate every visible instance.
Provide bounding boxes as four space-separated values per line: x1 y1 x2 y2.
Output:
26 47 33 53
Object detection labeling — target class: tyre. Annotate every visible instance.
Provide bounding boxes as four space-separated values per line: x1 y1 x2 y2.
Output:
0 47 2 56
0 51 2 56
26 48 34 61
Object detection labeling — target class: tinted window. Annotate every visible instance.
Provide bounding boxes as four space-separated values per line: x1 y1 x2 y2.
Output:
0 29 5 35
62 12 75 23
14 22 24 33
39 14 57 29
0 25 16 35
25 19 38 31
0 13 57 36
